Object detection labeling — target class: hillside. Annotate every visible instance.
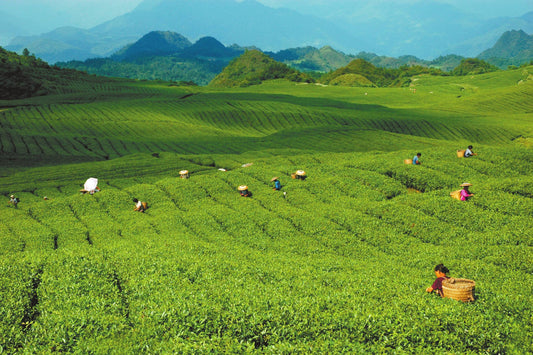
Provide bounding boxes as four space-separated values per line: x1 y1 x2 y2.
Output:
0 65 531 353
0 46 116 100
209 50 313 87
478 30 533 68
319 58 448 87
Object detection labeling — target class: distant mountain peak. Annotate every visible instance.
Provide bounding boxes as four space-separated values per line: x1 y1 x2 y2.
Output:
180 36 243 59
478 30 533 64
113 30 192 60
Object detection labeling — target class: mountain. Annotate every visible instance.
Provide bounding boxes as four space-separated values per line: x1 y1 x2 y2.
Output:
6 1 533 63
113 31 192 61
478 30 533 67
179 37 243 59
209 50 313 87
446 11 533 58
6 26 128 63
6 0 362 64
57 34 244 85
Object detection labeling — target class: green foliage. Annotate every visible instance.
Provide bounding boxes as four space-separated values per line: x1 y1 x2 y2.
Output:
320 58 446 87
452 58 500 76
57 56 227 86
209 50 314 87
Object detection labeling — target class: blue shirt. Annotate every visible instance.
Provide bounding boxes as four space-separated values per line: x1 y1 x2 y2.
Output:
413 156 420 165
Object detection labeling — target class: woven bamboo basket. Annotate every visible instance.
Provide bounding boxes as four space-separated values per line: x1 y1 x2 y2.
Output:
456 150 465 158
404 159 413 165
442 278 475 302
450 190 461 200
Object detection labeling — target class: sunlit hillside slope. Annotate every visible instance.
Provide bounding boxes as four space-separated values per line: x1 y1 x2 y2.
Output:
0 66 531 353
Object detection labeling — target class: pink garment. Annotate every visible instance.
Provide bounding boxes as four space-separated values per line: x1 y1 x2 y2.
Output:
460 189 470 201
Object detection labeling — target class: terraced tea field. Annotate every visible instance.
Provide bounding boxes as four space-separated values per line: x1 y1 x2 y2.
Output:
0 68 532 353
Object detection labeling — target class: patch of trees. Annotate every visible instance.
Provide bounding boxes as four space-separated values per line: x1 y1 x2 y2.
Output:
451 58 500 76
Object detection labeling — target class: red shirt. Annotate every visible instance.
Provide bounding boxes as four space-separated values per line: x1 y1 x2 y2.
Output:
432 276 449 293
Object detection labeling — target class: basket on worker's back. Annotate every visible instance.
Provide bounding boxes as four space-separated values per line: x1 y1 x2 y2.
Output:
450 190 462 200
442 278 475 302
456 150 465 158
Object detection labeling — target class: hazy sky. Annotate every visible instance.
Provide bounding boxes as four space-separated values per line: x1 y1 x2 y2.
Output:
258 0 532 18
0 0 531 40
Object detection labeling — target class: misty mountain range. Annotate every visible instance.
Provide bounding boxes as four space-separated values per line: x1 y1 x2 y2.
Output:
4 0 533 64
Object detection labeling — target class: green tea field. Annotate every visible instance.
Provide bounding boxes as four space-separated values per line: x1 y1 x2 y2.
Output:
0 67 532 353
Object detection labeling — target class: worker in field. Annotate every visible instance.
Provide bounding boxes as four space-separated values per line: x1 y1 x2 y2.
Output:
238 185 251 197
464 145 477 158
8 194 19 208
412 153 422 165
459 183 474 201
133 198 148 212
271 177 281 191
426 263 450 297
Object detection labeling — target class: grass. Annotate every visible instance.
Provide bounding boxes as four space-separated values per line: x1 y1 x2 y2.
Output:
0 67 531 353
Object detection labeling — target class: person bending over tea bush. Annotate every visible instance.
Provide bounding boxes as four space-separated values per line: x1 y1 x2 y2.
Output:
426 264 450 297
8 194 19 208
464 145 477 157
133 198 148 212
413 153 422 165
460 183 474 201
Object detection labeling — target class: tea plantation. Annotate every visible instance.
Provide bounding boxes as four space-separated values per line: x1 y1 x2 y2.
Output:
0 67 532 353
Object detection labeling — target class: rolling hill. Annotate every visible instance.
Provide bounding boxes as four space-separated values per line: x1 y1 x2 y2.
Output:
209 50 313 87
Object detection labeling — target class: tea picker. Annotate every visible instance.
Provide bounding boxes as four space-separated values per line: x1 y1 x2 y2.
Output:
292 170 307 180
238 185 251 197
80 177 101 195
426 263 450 297
464 145 477 158
450 182 474 201
133 198 148 212
179 170 190 179
457 145 477 158
271 177 282 191
8 194 19 208
426 263 475 302
412 153 422 165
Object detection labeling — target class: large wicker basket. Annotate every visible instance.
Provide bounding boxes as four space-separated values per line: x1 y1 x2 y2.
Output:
442 278 475 302
456 150 466 158
404 159 413 165
450 190 462 200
